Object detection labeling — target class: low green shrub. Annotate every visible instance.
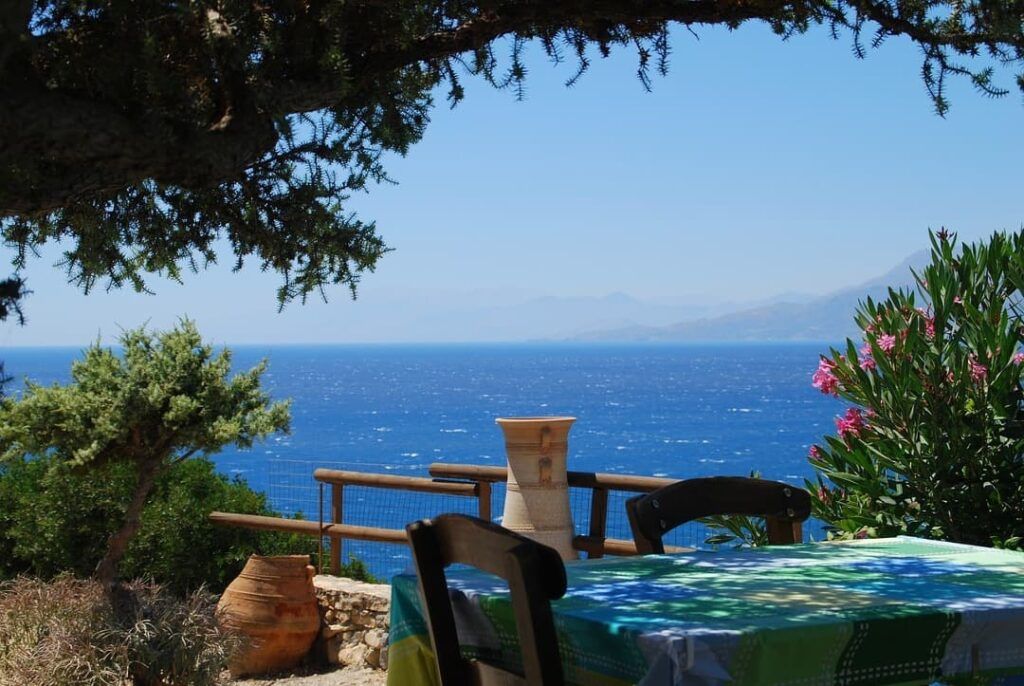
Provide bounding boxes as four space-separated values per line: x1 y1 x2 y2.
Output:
0 456 318 593
0 576 237 686
343 556 375 582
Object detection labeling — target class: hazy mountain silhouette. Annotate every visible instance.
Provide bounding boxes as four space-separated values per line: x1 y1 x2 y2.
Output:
570 250 930 342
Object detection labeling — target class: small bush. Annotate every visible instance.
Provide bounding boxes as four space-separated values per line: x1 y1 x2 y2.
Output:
0 457 316 592
109 581 241 686
0 576 236 686
336 554 377 584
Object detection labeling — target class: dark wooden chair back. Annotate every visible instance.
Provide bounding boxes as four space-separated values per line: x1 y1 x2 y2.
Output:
405 514 567 685
626 476 812 554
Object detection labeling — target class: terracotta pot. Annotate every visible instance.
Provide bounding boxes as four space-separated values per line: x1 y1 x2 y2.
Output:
217 555 320 677
496 416 578 560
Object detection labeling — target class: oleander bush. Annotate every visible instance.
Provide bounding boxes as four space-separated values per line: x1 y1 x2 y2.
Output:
0 456 317 593
808 230 1024 548
0 576 237 686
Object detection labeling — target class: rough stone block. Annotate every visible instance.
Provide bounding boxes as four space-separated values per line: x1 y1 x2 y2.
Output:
338 643 368 667
313 575 392 671
364 628 386 650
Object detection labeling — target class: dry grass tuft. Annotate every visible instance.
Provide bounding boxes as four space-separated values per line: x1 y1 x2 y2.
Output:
0 575 239 686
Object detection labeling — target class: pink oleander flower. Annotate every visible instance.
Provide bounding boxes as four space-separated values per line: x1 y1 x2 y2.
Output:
877 334 897 353
1013 352 1024 365
808 445 822 461
812 358 840 396
858 340 884 372
916 309 936 339
953 296 962 305
969 355 988 383
817 486 830 503
835 407 865 440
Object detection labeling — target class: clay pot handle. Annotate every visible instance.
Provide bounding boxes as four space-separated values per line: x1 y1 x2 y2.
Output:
538 457 552 485
540 426 551 454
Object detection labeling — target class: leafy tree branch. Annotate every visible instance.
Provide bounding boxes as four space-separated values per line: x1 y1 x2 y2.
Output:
1 0 1020 311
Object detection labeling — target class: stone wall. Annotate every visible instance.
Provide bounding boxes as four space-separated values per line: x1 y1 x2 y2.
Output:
313 576 391 671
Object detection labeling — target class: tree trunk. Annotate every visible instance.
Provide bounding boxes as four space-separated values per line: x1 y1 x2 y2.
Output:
94 457 163 587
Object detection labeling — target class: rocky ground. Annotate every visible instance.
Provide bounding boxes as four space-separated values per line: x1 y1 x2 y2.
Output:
232 666 386 686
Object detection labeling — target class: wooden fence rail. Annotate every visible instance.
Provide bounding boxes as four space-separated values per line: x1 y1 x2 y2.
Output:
426 462 677 492
312 468 491 573
208 512 407 543
210 463 687 575
426 463 685 559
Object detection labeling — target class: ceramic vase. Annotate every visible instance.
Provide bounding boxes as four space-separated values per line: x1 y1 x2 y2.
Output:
496 416 577 560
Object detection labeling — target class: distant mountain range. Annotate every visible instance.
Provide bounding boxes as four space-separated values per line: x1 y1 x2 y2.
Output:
407 292 827 342
322 288 823 343
568 251 930 342
351 250 929 343
0 247 936 346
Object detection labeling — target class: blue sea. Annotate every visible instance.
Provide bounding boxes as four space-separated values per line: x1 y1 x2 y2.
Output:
2 343 843 578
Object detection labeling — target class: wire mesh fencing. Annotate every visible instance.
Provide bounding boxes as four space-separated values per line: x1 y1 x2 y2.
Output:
267 458 823 581
267 458 502 579
567 487 714 550
332 483 486 579
267 458 325 519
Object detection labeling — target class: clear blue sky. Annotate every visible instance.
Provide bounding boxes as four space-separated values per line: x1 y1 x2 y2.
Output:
2 22 1022 346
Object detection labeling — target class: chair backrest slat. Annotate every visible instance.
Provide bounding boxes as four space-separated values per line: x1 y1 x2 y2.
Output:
406 514 567 686
626 476 811 554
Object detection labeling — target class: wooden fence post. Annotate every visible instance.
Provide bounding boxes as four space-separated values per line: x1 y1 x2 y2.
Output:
330 483 344 574
318 482 324 572
477 481 492 522
588 487 609 559
766 516 802 545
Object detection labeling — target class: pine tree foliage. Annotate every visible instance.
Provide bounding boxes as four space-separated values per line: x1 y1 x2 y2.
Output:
0 277 28 392
1 1 1021 311
0 319 291 584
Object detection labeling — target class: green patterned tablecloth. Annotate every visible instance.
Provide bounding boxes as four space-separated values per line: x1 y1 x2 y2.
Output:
387 537 1024 685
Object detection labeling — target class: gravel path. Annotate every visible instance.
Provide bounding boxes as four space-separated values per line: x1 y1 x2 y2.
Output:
231 667 386 686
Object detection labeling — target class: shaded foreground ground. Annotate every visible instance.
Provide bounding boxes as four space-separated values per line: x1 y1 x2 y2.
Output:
234 667 386 686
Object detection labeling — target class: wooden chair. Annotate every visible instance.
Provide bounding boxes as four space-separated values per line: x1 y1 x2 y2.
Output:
626 476 812 554
405 514 567 685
